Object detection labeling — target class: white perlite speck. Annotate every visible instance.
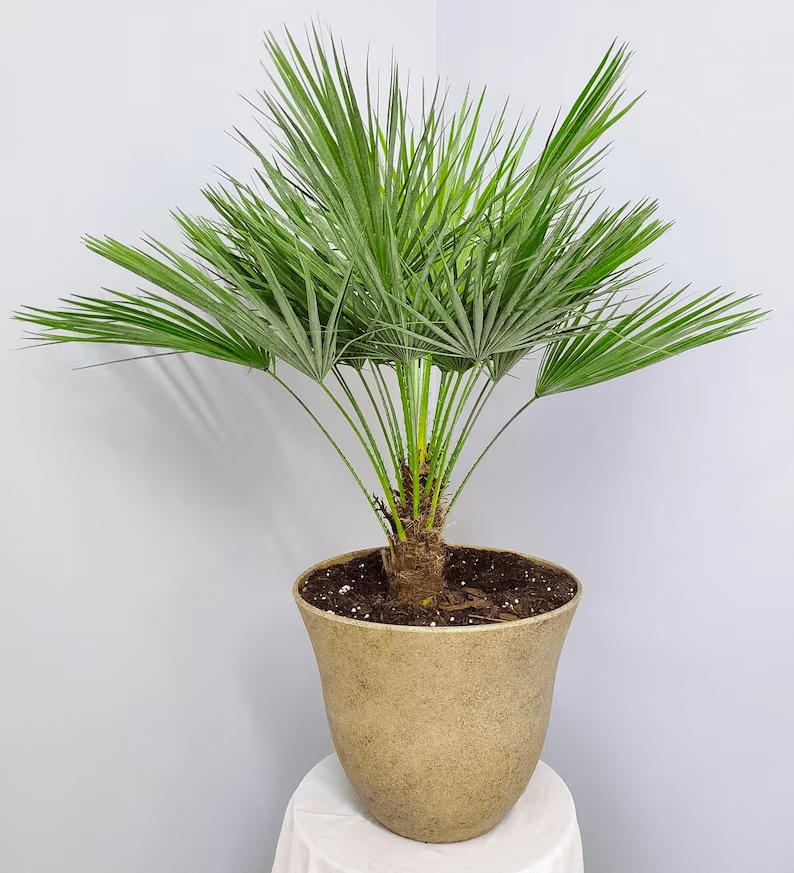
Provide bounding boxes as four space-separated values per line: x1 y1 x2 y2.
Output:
339 584 352 594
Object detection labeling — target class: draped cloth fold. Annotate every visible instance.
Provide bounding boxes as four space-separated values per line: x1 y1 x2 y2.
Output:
271 754 583 873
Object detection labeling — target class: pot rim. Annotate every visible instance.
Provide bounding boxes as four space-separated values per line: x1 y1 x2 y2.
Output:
293 544 582 633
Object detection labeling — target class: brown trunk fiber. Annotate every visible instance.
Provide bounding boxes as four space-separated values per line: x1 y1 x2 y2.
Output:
382 519 446 606
379 467 448 606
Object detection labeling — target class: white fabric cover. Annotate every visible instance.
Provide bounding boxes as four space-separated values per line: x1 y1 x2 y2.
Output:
271 754 583 873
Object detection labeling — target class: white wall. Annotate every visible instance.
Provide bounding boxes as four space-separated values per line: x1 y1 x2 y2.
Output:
439 2 794 872
0 3 435 872
2 1 792 872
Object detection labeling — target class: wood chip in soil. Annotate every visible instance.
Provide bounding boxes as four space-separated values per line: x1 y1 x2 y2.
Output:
299 546 578 627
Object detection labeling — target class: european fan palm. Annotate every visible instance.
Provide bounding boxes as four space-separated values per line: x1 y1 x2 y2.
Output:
16 29 764 607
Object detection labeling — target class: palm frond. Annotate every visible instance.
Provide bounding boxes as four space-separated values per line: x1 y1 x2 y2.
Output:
535 287 767 395
13 29 765 531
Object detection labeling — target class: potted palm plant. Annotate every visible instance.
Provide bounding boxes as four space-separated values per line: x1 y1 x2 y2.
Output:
16 29 764 843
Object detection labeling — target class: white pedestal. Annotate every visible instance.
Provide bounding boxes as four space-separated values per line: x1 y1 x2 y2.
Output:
271 754 583 873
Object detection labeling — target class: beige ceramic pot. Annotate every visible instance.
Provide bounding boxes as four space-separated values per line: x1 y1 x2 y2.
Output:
294 546 581 843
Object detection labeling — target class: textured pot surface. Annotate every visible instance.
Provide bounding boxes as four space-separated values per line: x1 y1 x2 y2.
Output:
294 546 581 843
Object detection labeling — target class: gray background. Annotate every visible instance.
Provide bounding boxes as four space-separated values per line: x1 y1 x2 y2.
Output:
1 1 792 871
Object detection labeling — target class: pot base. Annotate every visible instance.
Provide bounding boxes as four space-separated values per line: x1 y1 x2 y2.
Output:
272 753 584 871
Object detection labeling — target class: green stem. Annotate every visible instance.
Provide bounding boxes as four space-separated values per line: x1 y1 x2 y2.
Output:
442 379 497 484
417 355 433 465
370 363 407 503
409 360 422 519
333 368 392 487
434 366 482 487
424 369 462 497
426 370 453 464
447 395 538 513
428 365 483 524
395 362 414 467
266 370 390 538
397 360 421 533
396 361 422 520
320 380 407 540
356 366 404 499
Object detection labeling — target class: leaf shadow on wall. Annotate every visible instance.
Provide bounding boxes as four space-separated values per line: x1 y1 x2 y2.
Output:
61 348 378 866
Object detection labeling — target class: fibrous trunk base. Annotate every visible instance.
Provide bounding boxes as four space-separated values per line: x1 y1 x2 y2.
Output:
378 464 448 606
382 520 446 606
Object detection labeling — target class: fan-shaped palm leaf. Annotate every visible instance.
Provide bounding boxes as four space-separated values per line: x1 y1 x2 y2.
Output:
15 28 766 549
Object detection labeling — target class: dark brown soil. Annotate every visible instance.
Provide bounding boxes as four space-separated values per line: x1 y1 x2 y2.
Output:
299 546 578 627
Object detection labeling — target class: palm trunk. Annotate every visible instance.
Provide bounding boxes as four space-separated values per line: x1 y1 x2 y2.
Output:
380 466 448 607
